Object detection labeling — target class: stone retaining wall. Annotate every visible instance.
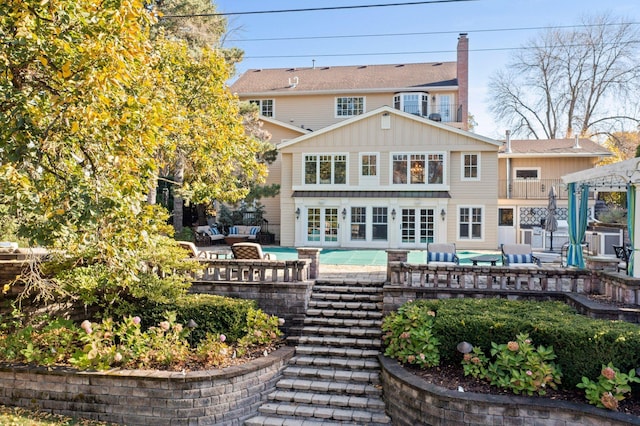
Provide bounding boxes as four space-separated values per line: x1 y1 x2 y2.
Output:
0 346 294 426
379 354 640 426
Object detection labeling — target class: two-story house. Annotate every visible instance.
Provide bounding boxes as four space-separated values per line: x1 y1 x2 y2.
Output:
277 106 501 250
230 34 473 248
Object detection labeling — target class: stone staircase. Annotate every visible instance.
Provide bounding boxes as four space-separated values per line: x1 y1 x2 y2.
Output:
244 279 392 425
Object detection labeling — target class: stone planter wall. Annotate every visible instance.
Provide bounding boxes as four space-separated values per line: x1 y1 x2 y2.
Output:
0 346 294 426
379 355 640 426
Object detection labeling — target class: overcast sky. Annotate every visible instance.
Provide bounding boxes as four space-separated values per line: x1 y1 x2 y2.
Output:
215 0 640 139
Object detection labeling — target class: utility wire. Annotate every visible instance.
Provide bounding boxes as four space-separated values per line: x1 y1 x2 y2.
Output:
243 42 640 60
226 22 640 43
162 0 478 18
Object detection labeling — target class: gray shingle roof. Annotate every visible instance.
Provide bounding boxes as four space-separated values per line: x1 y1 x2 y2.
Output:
230 62 457 94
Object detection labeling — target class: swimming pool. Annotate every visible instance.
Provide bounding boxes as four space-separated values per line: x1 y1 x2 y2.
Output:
262 247 498 266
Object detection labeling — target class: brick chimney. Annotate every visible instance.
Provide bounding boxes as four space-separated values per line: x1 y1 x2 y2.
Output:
457 33 469 131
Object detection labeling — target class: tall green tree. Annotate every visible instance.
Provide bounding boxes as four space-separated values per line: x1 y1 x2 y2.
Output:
489 13 640 139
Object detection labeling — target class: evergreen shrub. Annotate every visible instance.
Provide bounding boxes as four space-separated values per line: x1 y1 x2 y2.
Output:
399 298 640 387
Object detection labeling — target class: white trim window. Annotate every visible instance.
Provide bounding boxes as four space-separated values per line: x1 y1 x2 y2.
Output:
462 153 480 181
304 154 347 185
350 207 366 241
392 153 444 185
372 207 388 241
336 96 364 117
360 153 378 177
458 206 483 240
248 99 274 117
393 92 429 116
514 167 540 180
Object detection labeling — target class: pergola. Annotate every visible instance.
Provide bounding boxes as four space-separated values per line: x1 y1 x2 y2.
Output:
562 158 640 277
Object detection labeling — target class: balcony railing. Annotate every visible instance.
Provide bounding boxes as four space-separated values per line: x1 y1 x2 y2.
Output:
497 179 598 200
399 103 461 123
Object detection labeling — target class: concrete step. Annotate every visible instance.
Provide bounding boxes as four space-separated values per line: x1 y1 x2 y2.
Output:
289 335 381 348
308 300 382 310
256 402 391 424
245 414 391 426
282 366 381 384
294 345 381 359
290 355 380 370
312 284 384 294
300 325 382 338
314 280 385 288
306 308 383 320
304 316 381 328
275 377 383 397
268 390 386 410
311 292 383 302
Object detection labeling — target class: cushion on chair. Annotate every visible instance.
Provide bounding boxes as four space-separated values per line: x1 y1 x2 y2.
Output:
210 227 220 235
228 226 238 235
250 226 260 236
507 253 533 264
428 252 456 263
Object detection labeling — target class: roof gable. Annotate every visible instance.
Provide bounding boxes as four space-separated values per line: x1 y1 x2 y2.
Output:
231 62 457 95
278 106 500 150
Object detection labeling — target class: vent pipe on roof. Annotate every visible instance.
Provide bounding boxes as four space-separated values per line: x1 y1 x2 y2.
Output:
505 130 512 154
288 76 299 88
312 59 316 69
574 135 581 149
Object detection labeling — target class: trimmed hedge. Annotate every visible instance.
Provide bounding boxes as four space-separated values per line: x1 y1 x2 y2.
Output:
404 298 640 388
108 294 257 345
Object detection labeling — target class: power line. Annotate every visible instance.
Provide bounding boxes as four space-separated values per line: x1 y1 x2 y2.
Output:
162 0 479 18
242 42 640 60
226 22 640 43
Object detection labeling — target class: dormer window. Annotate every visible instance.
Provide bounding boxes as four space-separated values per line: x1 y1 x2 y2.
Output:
393 93 429 116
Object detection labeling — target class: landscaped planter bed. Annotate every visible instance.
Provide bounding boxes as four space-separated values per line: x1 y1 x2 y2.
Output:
380 354 640 426
0 346 294 426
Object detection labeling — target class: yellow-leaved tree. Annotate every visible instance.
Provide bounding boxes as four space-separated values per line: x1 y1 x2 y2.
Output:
0 0 264 308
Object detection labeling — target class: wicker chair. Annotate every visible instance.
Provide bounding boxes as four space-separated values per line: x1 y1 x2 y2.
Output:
231 242 275 260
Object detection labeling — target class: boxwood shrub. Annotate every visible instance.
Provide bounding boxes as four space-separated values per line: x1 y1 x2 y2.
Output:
108 294 257 346
400 298 640 388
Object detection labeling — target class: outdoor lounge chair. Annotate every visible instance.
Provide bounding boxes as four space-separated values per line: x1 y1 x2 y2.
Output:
231 242 275 260
501 243 541 267
426 243 460 266
178 241 210 259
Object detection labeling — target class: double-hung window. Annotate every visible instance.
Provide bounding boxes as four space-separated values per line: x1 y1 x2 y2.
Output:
305 154 347 184
248 99 274 117
462 153 480 180
336 97 364 117
459 207 483 240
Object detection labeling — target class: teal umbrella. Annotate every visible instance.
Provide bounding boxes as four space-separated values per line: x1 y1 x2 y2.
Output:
545 186 558 251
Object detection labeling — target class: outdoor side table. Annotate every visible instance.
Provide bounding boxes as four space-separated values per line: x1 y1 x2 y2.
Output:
469 254 501 266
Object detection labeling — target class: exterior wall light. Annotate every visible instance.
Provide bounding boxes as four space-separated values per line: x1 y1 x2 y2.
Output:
342 208 347 220
295 207 300 219
391 208 396 220
440 208 446 221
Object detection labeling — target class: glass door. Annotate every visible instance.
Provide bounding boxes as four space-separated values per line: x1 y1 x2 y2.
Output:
306 207 339 245
401 208 435 246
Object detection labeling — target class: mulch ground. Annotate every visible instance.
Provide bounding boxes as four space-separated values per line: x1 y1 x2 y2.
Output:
408 363 640 417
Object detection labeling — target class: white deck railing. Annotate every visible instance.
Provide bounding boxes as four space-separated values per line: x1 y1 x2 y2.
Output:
194 259 311 283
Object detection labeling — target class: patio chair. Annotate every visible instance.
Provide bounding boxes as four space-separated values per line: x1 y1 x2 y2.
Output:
501 244 541 267
231 242 276 260
178 241 209 259
426 243 460 265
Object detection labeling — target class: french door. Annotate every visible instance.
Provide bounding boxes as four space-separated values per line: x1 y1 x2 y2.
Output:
306 208 339 245
400 208 435 246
